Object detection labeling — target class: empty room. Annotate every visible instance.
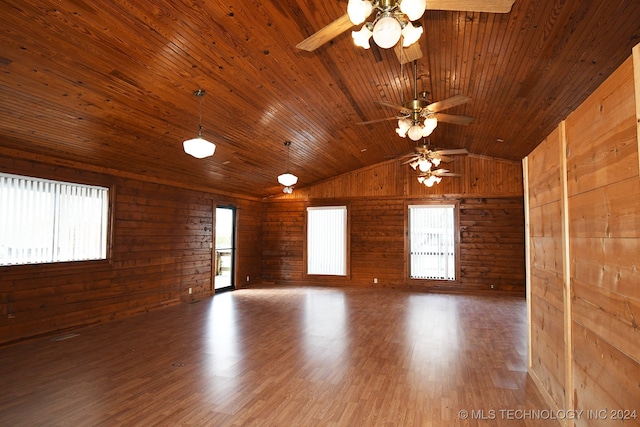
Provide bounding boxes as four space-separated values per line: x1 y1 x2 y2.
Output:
1 0 639 425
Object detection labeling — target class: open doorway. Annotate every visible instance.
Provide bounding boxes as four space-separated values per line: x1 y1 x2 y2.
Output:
214 206 236 292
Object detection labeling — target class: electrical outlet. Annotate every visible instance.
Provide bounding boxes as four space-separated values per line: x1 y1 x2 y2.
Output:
188 287 192 294
373 278 378 284
246 276 250 282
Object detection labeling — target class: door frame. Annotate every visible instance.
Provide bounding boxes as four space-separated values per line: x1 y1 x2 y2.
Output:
212 204 237 293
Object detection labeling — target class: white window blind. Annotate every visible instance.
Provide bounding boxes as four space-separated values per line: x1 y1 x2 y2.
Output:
307 206 347 276
409 204 456 280
0 173 109 266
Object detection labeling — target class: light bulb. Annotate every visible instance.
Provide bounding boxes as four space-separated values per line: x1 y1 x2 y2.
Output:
372 15 402 49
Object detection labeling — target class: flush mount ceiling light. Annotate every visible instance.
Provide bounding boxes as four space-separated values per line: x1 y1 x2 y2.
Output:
350 0 425 49
183 89 216 159
277 141 298 193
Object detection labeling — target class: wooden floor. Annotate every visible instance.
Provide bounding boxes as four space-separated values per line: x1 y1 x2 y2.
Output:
0 286 558 426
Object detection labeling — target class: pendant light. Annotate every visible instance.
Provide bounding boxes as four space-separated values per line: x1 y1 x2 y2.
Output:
277 141 298 193
183 89 216 159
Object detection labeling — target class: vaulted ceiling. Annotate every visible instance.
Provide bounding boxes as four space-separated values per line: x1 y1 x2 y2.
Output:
1 0 639 198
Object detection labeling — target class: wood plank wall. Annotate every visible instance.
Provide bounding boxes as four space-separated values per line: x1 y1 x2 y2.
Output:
0 156 262 345
525 51 640 426
524 127 567 410
263 154 525 294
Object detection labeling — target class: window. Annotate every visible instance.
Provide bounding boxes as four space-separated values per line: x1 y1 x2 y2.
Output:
307 206 347 276
0 172 109 266
408 204 457 280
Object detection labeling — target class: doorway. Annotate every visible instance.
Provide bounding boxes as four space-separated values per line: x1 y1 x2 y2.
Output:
214 206 236 292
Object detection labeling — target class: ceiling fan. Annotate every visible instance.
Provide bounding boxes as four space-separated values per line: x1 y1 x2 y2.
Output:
400 141 467 186
296 0 516 63
401 143 468 170
358 60 474 140
416 167 460 186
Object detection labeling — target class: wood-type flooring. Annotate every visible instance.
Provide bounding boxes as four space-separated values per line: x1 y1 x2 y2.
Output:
0 286 558 426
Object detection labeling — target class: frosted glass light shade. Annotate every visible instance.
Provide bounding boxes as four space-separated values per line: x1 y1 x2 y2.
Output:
421 116 438 137
408 124 424 141
352 26 373 49
278 172 298 187
418 158 432 172
400 0 427 21
347 0 373 25
372 16 402 49
401 21 423 47
183 137 216 158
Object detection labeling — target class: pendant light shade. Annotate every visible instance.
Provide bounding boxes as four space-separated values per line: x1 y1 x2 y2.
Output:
183 89 216 158
278 141 298 192
183 137 215 159
277 173 298 187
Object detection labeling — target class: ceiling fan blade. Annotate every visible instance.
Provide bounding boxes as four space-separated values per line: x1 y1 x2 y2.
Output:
402 157 420 165
296 14 354 52
377 101 410 113
433 155 454 162
433 148 469 155
434 113 475 125
356 116 400 125
426 0 515 13
425 94 471 113
437 172 462 177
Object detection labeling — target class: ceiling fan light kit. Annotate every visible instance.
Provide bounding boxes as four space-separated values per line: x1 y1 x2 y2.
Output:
183 89 216 159
418 173 442 187
348 0 425 50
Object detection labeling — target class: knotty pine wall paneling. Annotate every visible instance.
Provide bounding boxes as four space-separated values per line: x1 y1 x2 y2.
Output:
263 153 525 294
0 157 262 345
525 49 640 426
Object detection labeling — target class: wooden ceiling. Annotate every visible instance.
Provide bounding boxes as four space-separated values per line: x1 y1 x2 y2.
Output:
1 0 639 198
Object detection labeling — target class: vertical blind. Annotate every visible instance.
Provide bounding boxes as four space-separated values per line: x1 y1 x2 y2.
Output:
0 173 109 265
307 206 347 276
409 204 456 280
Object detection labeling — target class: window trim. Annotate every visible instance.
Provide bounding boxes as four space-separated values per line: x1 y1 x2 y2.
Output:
304 203 351 278
405 200 461 283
